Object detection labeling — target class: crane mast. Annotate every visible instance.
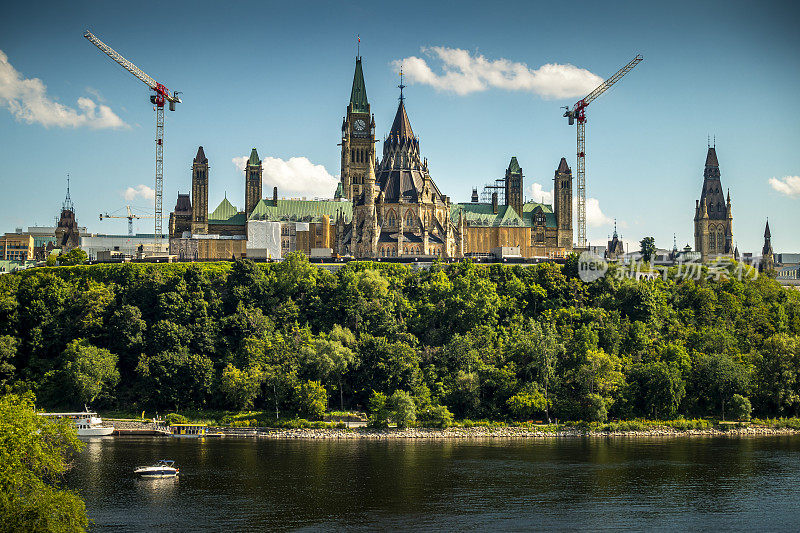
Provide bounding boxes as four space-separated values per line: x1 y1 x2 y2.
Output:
84 30 181 249
564 54 642 249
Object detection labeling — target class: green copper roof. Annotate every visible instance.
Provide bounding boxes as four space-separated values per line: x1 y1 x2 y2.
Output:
350 58 369 114
209 197 239 222
508 156 521 174
247 148 260 167
249 198 352 223
452 202 556 228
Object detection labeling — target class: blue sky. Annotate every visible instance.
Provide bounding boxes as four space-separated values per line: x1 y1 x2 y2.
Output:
1 0 798 253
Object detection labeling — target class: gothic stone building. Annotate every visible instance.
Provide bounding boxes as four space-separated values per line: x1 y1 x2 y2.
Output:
169 54 573 260
694 146 733 263
337 56 572 259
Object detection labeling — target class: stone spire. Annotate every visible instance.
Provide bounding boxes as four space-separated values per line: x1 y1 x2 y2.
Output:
350 57 369 114
761 219 774 272
244 148 263 218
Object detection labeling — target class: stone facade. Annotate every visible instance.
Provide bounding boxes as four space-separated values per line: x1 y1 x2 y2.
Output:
191 146 209 234
694 147 733 263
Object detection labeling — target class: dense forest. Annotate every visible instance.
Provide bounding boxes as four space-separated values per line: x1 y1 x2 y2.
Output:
1 253 799 424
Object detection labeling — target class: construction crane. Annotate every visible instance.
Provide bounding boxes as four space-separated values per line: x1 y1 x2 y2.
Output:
563 54 642 249
84 30 181 247
99 206 157 236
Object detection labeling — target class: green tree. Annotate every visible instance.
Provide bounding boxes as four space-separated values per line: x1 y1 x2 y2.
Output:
389 390 416 428
56 248 88 266
218 364 265 410
56 339 120 406
506 387 548 421
0 393 88 532
135 350 214 409
0 335 18 386
300 329 356 410
585 393 608 422
625 362 685 419
639 237 656 263
293 380 327 420
417 404 453 428
367 391 390 428
691 353 750 420
728 394 752 421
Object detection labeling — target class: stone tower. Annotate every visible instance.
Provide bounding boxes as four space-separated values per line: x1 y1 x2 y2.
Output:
340 56 375 200
554 157 573 249
761 220 774 272
244 148 262 218
356 157 379 257
505 156 523 217
191 146 209 234
55 175 80 252
694 146 733 262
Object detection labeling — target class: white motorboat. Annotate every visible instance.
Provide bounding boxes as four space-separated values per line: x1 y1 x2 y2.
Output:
134 460 180 478
38 409 115 436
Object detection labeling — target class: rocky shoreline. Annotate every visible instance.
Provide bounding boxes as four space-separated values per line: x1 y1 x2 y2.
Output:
252 426 800 440
106 420 800 439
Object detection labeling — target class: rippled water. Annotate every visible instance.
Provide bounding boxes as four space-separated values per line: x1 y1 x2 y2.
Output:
65 436 800 531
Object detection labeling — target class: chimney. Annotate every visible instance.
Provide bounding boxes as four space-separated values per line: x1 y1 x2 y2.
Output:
273 186 278 205
491 192 498 214
471 188 479 203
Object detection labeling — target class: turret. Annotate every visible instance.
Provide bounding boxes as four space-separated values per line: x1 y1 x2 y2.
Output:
244 148 262 218
191 146 209 234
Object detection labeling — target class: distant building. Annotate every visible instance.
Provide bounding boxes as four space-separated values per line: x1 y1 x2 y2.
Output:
606 220 624 260
694 146 733 263
55 177 80 252
777 253 800 267
80 234 169 260
0 233 34 261
760 220 774 273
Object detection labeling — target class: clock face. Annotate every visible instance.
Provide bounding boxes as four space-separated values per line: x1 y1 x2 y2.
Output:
354 118 366 132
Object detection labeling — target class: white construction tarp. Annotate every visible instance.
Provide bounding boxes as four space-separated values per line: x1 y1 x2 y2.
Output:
247 220 281 259
294 222 310 232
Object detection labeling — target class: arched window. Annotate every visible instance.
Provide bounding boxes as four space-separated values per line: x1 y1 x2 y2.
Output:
709 231 716 250
387 210 396 227
405 211 414 227
717 229 724 252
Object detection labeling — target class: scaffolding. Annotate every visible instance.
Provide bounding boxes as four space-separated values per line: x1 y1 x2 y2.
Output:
479 178 506 204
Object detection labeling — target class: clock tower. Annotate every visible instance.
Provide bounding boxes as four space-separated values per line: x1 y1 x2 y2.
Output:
341 55 375 200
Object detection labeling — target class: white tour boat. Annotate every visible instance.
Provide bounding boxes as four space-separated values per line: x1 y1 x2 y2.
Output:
38 409 115 436
134 460 180 478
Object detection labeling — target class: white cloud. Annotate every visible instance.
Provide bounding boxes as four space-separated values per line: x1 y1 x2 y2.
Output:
233 155 338 198
124 184 155 201
526 182 553 204
583 197 613 227
526 181 611 228
393 47 603 98
769 176 800 197
0 50 126 129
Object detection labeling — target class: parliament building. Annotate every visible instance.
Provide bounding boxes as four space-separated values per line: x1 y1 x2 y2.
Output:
168 54 574 260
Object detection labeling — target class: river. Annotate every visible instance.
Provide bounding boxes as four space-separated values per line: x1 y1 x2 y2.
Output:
65 435 800 531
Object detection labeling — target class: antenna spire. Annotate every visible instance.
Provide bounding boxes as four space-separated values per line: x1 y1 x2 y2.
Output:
398 66 405 102
357 34 360 58
62 173 74 212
